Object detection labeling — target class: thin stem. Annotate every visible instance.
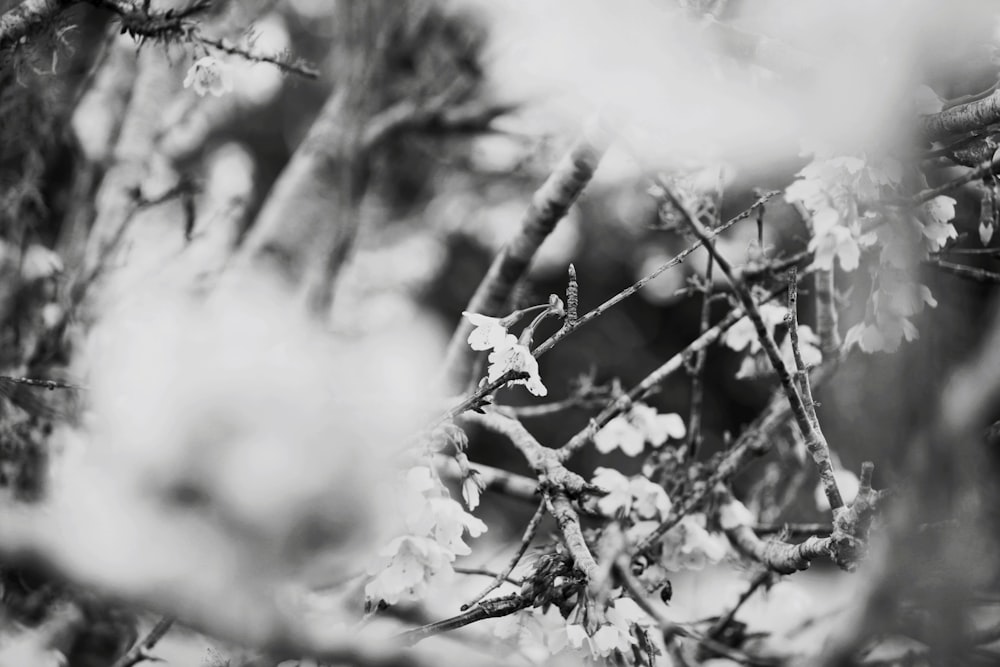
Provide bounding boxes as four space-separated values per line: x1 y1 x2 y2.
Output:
452 567 523 586
462 501 544 610
111 615 175 667
675 194 843 512
706 570 774 644
686 245 715 461
533 191 780 360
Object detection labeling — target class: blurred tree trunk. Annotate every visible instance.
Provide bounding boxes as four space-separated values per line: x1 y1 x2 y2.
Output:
235 1 425 316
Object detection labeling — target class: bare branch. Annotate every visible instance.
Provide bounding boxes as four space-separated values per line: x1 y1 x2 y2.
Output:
923 88 1000 140
725 524 831 574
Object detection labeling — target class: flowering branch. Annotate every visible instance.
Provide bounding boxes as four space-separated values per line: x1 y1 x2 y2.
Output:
462 410 603 590
558 281 788 461
442 126 611 388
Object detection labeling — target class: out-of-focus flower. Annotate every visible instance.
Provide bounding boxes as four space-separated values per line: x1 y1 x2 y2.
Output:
591 623 633 657
461 472 484 510
592 467 633 517
629 403 685 447
21 244 63 281
920 196 958 250
590 469 672 521
724 303 788 353
630 477 672 520
594 414 645 456
594 403 685 455
980 220 995 246
660 514 730 571
425 497 488 556
364 536 453 605
183 56 233 97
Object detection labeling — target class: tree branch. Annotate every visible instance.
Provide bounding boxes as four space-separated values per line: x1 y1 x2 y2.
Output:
442 126 610 388
0 0 74 52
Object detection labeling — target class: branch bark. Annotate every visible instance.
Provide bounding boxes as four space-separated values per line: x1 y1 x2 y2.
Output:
0 0 74 52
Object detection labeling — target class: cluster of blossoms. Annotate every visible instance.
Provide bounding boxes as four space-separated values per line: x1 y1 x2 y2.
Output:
364 466 486 606
591 466 733 574
594 402 686 456
784 154 958 353
722 302 822 380
463 311 547 396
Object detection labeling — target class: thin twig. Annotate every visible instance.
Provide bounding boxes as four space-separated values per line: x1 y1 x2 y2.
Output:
462 501 545 610
395 594 530 646
706 570 774 643
111 615 175 667
928 258 1000 283
910 153 1000 204
533 190 780 360
675 192 844 512
786 269 818 428
753 523 832 537
558 278 790 463
686 246 716 461
681 170 725 461
452 567 523 587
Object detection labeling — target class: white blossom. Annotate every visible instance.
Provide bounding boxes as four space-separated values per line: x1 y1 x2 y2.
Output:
183 56 233 97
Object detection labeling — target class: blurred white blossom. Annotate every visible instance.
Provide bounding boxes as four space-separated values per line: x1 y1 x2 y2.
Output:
594 403 685 455
183 56 233 97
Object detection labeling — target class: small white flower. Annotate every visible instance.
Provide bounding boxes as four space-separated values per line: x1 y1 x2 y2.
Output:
364 536 453 605
591 467 633 517
660 514 730 571
426 497 487 556
629 477 672 520
980 221 995 246
591 624 633 657
629 404 685 447
607 597 648 627
462 312 511 351
920 196 958 251
183 56 233 97
461 472 484 510
487 341 547 396
594 415 645 456
724 303 788 353
21 244 63 281
594 404 685 455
